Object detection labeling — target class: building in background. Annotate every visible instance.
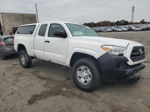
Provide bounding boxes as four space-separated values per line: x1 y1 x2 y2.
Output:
0 12 37 35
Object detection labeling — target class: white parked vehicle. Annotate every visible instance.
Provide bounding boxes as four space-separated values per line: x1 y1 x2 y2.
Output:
130 25 142 31
114 26 123 32
14 21 145 91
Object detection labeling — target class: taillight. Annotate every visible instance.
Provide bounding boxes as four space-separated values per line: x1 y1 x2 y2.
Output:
0 40 6 47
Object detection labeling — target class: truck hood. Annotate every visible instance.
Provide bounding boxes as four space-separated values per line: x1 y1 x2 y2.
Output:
72 36 137 47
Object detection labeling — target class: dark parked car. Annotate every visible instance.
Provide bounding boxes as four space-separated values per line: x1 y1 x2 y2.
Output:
0 35 17 59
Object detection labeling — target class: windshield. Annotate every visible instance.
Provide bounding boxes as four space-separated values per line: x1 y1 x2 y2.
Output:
66 23 99 37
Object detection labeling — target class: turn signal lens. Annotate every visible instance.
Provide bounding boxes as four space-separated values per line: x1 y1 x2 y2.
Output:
101 45 126 55
101 46 111 51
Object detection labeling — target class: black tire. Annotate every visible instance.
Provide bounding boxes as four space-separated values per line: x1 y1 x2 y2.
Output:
18 50 32 68
72 58 102 91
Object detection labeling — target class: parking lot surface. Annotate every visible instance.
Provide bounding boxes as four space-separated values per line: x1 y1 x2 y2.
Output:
0 31 150 112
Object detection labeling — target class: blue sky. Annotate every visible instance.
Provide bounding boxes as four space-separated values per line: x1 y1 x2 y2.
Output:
0 0 150 23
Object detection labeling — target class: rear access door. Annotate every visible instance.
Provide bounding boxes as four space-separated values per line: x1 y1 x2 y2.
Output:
34 24 48 59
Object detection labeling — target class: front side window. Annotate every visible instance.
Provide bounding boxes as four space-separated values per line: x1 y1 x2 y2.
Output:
48 23 67 37
38 24 47 36
17 25 36 34
66 23 99 37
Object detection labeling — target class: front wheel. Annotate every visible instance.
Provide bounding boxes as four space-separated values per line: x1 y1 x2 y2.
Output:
18 50 32 68
72 58 102 91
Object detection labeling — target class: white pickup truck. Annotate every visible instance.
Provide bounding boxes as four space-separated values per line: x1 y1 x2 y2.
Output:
14 21 145 91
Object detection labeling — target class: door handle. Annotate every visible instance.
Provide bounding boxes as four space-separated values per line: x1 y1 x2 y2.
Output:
45 40 50 43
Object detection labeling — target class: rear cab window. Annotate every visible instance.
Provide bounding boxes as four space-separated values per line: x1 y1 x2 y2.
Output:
17 25 36 34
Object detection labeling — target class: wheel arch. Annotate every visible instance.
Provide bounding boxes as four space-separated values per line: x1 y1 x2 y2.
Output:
70 52 98 67
17 44 26 52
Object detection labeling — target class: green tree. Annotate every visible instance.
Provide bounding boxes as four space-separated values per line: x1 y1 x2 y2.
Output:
140 19 146 24
115 20 129 25
83 22 96 27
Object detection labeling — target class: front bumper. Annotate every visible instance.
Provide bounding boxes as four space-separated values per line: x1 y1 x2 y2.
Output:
97 53 145 82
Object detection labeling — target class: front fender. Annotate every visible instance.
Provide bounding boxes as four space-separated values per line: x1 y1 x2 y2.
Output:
66 48 104 66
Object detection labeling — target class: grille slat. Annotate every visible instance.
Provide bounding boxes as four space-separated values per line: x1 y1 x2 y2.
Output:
130 46 145 62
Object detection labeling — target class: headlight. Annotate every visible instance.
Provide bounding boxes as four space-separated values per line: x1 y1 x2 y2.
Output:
101 45 126 55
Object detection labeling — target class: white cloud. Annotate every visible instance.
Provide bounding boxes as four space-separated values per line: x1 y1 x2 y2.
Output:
0 0 150 23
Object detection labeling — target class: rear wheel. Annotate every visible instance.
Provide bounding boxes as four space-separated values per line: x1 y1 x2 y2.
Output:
18 50 32 68
72 58 102 91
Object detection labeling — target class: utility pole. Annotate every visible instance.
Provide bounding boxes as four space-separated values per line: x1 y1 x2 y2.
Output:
35 3 39 23
131 5 135 23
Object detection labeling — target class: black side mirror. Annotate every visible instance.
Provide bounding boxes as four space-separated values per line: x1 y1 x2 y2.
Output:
54 31 67 38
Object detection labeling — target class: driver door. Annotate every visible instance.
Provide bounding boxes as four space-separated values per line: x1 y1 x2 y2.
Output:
44 23 69 65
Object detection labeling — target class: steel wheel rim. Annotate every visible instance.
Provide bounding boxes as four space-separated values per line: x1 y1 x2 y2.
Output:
76 65 92 86
20 54 26 65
